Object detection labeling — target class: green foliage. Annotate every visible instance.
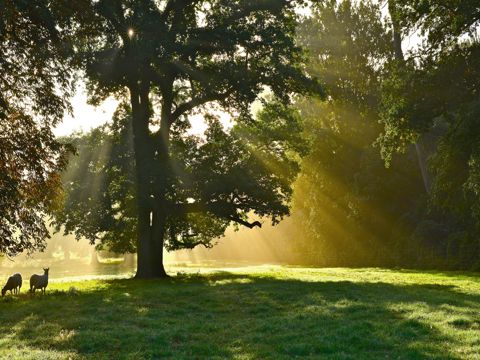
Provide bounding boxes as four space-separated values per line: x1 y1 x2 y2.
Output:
378 0 480 161
2 267 480 359
430 99 480 231
289 0 429 267
55 104 137 253
285 0 480 270
378 42 480 163
57 100 306 253
0 0 76 254
393 0 480 51
298 0 392 113
376 0 480 268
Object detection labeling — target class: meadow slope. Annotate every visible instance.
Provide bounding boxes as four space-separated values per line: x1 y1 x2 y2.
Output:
1 267 480 359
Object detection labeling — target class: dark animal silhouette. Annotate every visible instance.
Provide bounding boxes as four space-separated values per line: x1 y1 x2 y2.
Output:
2 273 22 297
30 268 49 294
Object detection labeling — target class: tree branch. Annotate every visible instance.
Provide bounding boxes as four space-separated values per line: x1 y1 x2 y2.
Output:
170 202 262 229
227 216 262 229
171 202 214 214
170 91 231 122
161 0 199 21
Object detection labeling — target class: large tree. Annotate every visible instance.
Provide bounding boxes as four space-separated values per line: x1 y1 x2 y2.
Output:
378 0 480 163
63 0 320 277
0 0 75 254
378 0 480 267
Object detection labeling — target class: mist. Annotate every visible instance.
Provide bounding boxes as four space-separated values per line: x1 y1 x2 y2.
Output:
0 221 297 280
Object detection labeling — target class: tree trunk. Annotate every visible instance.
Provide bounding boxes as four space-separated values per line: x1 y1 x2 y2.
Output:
134 205 156 278
135 211 168 278
388 0 430 194
129 82 169 279
150 210 168 277
388 1 404 62
415 139 431 194
146 82 173 278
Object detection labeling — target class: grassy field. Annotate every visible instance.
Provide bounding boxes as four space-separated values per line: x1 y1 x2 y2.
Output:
1 267 480 359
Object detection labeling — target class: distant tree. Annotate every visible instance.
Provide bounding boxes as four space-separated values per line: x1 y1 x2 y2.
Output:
378 0 480 268
0 1 75 255
291 0 426 266
378 0 480 164
60 0 320 278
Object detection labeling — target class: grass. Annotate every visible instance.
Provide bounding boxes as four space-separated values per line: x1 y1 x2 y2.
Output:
1 266 480 359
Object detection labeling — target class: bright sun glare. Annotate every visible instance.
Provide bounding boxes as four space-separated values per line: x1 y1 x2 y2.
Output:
54 84 232 138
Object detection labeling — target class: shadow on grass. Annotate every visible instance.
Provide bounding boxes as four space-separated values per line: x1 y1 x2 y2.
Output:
1 271 479 359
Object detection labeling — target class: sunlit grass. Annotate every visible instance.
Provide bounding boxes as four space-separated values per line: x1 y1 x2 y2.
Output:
1 267 480 359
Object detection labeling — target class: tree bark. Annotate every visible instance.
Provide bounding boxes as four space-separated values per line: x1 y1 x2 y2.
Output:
129 82 169 278
415 139 431 194
388 0 430 194
148 80 174 278
150 210 168 277
129 72 175 279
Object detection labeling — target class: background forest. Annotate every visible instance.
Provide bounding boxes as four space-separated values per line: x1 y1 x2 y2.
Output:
2 0 480 272
290 0 480 270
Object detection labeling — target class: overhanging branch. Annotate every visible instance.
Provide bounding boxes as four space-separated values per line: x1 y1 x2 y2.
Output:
170 202 262 229
228 216 262 229
170 91 231 122
95 1 128 43
161 0 200 22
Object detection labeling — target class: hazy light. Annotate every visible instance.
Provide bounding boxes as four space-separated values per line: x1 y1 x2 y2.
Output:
54 83 118 137
128 28 135 38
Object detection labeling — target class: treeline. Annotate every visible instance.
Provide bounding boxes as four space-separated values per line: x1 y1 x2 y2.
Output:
288 0 480 270
59 1 480 270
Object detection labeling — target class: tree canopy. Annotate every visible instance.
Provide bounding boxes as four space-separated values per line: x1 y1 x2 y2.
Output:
0 0 75 254
279 0 480 270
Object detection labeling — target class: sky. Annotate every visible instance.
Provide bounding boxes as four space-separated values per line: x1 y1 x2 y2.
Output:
53 84 118 137
53 83 234 137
